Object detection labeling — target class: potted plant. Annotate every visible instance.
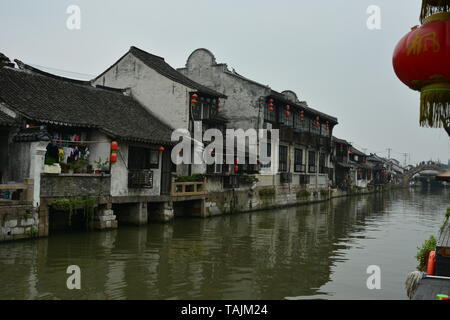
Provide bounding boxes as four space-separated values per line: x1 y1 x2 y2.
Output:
60 162 69 174
94 157 110 174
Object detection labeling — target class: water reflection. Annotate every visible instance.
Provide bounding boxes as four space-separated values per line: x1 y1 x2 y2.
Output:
0 187 448 300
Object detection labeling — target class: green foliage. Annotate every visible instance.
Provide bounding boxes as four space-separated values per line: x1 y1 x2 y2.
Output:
239 174 259 184
44 156 57 166
440 207 450 233
297 189 311 198
51 198 98 228
415 235 437 272
259 188 275 198
94 157 109 170
176 174 205 182
320 189 329 197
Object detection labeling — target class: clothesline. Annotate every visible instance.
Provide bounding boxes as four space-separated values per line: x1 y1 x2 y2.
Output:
51 139 111 144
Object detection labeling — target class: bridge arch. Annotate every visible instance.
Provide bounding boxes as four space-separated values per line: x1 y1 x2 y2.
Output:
402 164 446 185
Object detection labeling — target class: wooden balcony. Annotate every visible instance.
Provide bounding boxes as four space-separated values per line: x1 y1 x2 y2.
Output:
171 178 207 197
0 178 34 206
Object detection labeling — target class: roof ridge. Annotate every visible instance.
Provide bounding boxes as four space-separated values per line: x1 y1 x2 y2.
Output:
130 46 165 61
14 59 92 86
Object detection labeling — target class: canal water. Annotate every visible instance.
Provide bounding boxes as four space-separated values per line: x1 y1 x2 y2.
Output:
0 187 448 300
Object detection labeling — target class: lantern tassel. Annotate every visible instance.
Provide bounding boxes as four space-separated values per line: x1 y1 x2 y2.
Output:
420 0 450 23
420 83 450 127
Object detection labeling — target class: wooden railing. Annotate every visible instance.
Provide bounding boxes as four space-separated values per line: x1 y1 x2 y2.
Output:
0 178 34 204
171 178 207 197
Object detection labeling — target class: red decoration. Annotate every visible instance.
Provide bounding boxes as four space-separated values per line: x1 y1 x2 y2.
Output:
110 152 117 163
285 111 291 117
111 141 119 152
159 146 165 152
393 14 450 127
299 110 305 121
285 105 291 111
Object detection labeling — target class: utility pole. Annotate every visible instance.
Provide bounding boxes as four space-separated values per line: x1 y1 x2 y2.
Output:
387 148 392 159
401 153 408 167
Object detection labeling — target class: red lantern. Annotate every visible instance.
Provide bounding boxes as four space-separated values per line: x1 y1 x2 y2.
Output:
191 93 199 106
234 164 239 173
285 105 291 111
110 152 117 163
393 13 450 127
111 141 119 152
159 146 165 152
285 111 291 117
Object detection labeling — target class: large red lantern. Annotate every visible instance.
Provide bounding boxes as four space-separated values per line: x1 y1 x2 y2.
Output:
111 141 119 152
393 12 450 127
110 152 118 163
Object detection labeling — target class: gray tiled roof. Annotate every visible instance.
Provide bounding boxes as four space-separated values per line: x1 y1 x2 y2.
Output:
0 66 173 145
129 46 227 98
0 110 18 126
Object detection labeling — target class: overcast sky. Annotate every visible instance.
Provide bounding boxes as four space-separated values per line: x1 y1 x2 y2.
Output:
1 0 449 165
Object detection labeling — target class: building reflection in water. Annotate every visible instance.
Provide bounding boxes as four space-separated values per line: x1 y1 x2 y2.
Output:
0 188 448 300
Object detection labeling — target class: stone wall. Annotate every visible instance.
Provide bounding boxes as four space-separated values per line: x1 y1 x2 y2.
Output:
40 174 111 198
0 205 43 241
204 185 377 218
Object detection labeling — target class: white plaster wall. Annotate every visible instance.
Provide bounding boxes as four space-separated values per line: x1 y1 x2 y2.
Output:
88 131 111 169
110 142 162 197
94 53 191 131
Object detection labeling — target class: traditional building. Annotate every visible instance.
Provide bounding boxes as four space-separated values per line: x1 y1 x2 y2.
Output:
178 48 338 191
0 59 176 241
93 46 227 178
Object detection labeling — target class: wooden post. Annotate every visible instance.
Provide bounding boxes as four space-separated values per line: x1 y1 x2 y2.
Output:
24 178 34 202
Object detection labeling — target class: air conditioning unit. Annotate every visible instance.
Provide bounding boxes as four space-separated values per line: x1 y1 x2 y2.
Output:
280 172 292 184
128 169 153 189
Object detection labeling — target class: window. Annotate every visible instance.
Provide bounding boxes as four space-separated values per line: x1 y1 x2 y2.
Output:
279 107 293 127
192 96 218 120
279 145 288 172
308 151 316 173
264 103 276 122
128 146 160 170
294 110 308 132
294 149 305 172
310 118 320 135
321 123 330 137
319 153 326 174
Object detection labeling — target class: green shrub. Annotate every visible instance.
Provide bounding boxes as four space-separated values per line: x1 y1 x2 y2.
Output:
239 174 259 184
296 189 310 199
415 235 437 272
259 188 275 198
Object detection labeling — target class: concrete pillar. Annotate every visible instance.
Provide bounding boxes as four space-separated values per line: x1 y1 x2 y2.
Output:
150 201 174 222
29 141 47 207
94 207 118 230
38 204 49 237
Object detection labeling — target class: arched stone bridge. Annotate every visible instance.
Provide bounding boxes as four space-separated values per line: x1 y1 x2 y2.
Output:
402 163 446 185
